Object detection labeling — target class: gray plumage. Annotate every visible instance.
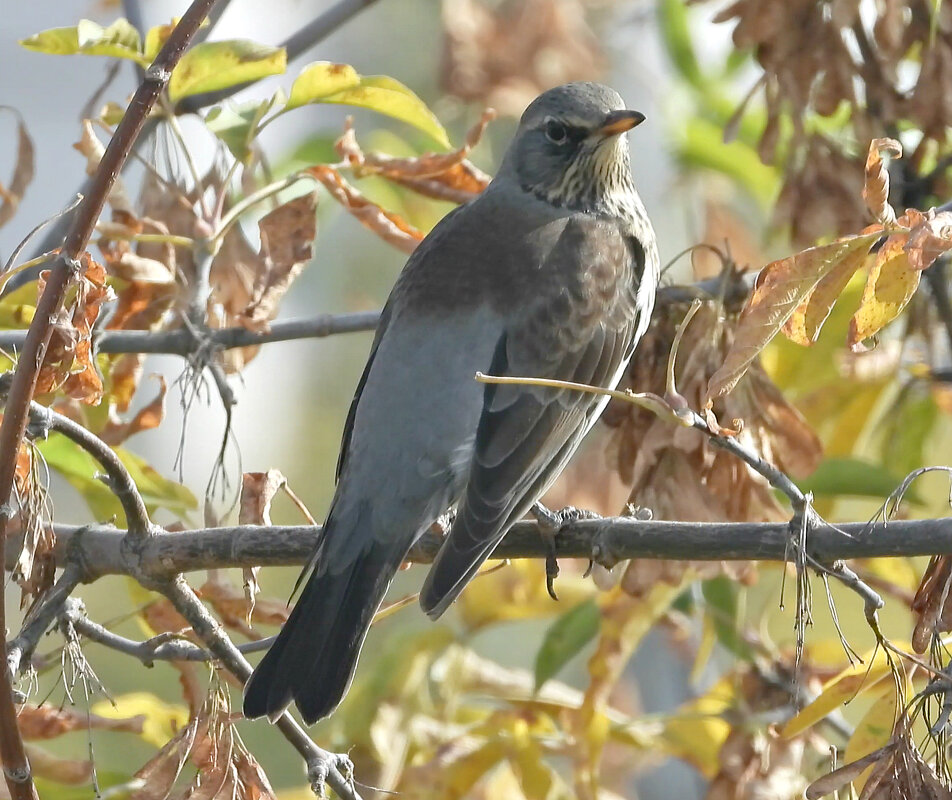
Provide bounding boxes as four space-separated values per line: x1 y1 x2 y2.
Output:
243 81 660 724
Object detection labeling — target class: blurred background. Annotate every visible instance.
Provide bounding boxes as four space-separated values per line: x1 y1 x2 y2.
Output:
4 0 952 798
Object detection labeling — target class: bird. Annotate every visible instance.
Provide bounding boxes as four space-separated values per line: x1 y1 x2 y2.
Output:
242 81 660 725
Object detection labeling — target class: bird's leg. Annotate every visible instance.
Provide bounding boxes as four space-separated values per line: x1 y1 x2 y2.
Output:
307 752 355 800
531 502 602 600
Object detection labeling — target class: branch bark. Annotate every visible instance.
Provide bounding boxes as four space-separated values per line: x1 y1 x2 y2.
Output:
0 5 219 797
11 516 951 579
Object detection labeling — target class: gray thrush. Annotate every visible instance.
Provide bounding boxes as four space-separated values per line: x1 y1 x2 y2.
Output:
243 81 660 724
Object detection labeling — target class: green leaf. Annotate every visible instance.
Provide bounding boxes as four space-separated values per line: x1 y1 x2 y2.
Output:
534 598 600 691
677 117 778 206
168 40 287 103
286 63 450 149
658 0 704 88
797 457 920 502
286 61 361 109
206 95 279 162
701 576 754 660
20 18 147 65
116 447 197 515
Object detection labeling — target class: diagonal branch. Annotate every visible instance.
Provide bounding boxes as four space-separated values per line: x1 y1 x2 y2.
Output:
0 5 220 797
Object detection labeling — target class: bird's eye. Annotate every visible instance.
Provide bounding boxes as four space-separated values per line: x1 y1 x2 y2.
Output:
545 119 568 145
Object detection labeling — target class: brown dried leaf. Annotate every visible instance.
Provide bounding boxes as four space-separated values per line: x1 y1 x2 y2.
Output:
337 111 495 204
199 578 290 632
239 470 286 526
904 210 952 271
848 233 921 349
18 703 143 739
308 165 423 253
707 232 880 399
101 375 168 446
132 716 201 800
806 743 896 799
233 741 277 800
911 555 952 653
0 107 35 229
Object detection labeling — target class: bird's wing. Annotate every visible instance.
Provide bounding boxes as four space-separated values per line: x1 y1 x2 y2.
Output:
420 217 651 617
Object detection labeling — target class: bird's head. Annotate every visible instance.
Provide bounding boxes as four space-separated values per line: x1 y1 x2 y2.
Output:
498 82 645 214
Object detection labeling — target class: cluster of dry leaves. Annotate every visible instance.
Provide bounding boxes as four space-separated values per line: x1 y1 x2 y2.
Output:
709 0 952 245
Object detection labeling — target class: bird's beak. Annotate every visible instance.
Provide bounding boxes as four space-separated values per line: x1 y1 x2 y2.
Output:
596 110 646 138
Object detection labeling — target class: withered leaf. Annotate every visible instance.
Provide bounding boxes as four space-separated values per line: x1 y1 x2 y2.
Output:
707 232 880 399
0 107 35 229
806 743 896 799
18 703 143 739
73 119 134 215
233 741 277 800
239 470 286 527
848 233 921 349
132 716 201 800
199 577 290 633
904 210 952 271
101 375 168 446
862 138 901 225
308 165 423 253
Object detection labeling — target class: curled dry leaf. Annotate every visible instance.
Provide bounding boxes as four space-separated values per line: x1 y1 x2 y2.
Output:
199 577 290 636
336 110 495 204
904 210 952 271
238 469 288 623
862 138 901 226
0 106 35 229
35 253 116 405
101 374 168 446
18 703 143 739
308 165 423 254
707 232 880 399
73 119 134 215
911 554 952 653
133 715 202 800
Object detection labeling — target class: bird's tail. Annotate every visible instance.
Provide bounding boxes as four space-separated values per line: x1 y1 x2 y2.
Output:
242 540 403 724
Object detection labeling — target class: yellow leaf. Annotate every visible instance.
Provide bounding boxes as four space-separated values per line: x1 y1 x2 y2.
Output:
707 232 881 399
781 646 899 738
286 61 361 108
660 675 735 775
91 692 188 749
848 234 921 348
20 19 147 65
783 247 871 346
844 678 904 793
168 40 287 103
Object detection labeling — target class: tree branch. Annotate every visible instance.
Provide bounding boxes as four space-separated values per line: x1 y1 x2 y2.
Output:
0 6 219 797
9 517 949 579
157 576 360 800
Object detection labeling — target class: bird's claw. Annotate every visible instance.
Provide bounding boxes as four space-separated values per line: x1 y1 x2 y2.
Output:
531 503 602 601
307 752 355 800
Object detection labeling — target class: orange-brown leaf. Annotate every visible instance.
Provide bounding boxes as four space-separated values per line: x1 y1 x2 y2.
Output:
101 375 167 446
133 716 201 800
18 704 143 739
307 165 423 253
0 108 35 229
862 137 901 225
707 232 880 399
904 210 952 271
848 234 921 349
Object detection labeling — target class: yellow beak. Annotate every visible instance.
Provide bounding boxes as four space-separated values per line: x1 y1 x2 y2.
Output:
596 110 646 137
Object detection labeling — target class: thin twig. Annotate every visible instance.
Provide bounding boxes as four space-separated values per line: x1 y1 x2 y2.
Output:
0 6 219 797
157 576 361 800
6 564 83 679
19 399 153 538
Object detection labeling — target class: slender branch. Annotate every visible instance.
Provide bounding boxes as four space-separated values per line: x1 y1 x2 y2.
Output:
925 256 952 356
0 6 219 798
21 400 153 538
0 312 378 356
10 517 951 579
62 598 272 664
157 576 360 800
176 0 384 113
6 564 82 679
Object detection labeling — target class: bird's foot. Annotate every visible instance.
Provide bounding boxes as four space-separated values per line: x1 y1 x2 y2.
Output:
531 503 602 600
308 751 355 799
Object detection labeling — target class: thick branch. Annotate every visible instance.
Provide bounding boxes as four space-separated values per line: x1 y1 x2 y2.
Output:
0 6 219 797
15 517 952 579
